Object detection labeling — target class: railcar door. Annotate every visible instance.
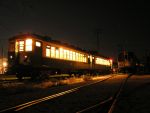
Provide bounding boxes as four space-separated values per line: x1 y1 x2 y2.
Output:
88 55 93 69
33 41 42 66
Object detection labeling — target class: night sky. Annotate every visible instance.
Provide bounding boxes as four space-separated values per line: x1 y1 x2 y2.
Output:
0 0 150 60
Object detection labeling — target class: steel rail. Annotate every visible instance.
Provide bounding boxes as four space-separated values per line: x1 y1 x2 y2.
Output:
108 74 131 113
0 75 114 113
76 74 131 113
76 97 113 113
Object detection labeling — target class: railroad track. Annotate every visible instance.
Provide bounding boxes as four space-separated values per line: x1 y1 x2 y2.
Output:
0 80 21 85
0 75 114 113
76 74 131 113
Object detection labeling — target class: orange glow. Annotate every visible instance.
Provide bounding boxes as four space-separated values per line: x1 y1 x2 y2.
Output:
3 62 7 67
15 41 19 52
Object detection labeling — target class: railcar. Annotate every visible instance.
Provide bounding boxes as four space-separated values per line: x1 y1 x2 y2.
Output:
8 34 112 80
118 51 139 73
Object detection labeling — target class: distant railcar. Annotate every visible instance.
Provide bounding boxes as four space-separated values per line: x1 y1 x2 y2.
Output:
8 34 112 80
118 51 139 73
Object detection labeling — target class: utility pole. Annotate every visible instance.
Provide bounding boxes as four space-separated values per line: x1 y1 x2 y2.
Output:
96 31 100 52
96 29 103 53
1 44 3 74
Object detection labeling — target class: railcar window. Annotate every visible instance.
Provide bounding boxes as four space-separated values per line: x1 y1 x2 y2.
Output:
25 39 32 51
60 48 63 59
83 55 87 62
81 54 83 62
15 41 19 52
51 47 55 58
46 46 50 57
36 41 41 47
45 45 87 63
79 53 81 62
96 57 110 66
66 50 69 60
55 48 59 58
73 52 76 61
64 50 67 59
76 53 79 61
19 41 24 51
69 51 73 60
83 54 85 62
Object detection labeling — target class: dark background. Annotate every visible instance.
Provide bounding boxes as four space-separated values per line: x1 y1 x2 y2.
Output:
0 0 150 60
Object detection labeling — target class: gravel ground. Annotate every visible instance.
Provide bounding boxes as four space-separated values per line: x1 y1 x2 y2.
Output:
16 75 127 113
114 75 150 113
0 75 113 111
1 74 148 113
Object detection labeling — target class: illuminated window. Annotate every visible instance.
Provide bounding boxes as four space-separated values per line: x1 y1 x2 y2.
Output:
84 55 87 62
60 48 63 59
25 39 32 51
46 46 50 57
73 52 76 61
55 48 59 58
15 41 19 52
51 47 55 58
64 50 67 59
81 54 83 62
36 41 41 47
19 41 24 51
69 51 73 60
79 54 82 62
66 50 69 60
95 57 110 66
76 53 79 61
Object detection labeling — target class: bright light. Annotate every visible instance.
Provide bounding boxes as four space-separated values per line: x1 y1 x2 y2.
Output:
56 49 59 58
60 48 64 59
96 57 111 66
51 47 55 57
36 41 41 47
10 56 13 59
26 39 32 51
19 41 24 51
46 46 50 57
3 62 7 67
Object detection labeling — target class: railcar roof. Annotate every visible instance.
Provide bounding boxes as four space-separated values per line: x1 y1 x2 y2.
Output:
9 33 88 52
9 34 52 42
9 33 110 59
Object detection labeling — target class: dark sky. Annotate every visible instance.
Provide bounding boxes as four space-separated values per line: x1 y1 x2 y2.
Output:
0 0 150 60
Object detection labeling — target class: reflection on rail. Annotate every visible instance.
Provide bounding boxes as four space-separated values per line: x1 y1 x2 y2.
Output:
76 74 131 113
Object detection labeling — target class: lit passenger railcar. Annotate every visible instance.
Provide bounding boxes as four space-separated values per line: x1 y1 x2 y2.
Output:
8 34 112 80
